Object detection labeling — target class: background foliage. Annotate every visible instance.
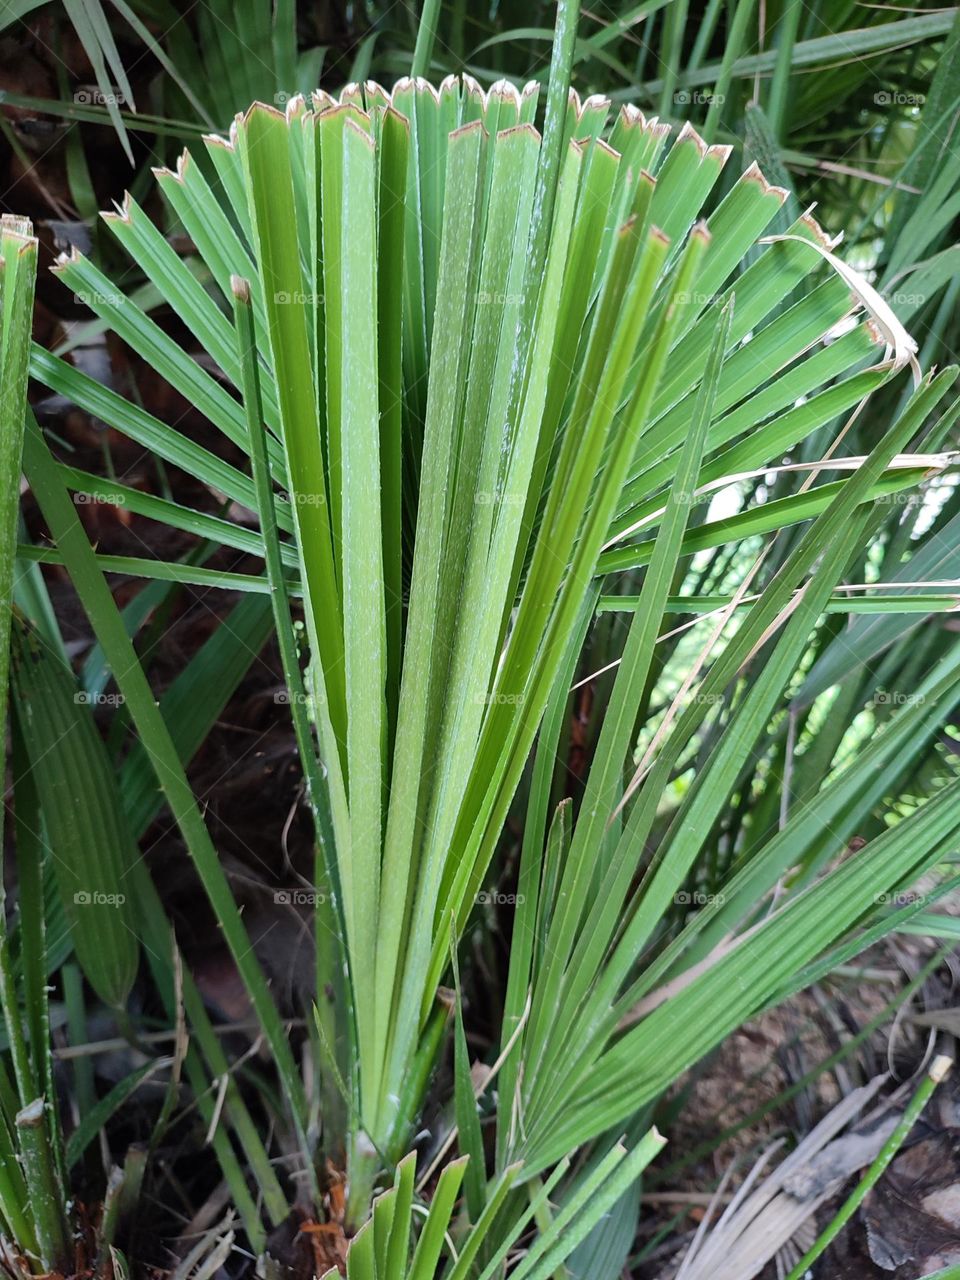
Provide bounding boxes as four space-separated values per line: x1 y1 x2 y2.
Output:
3 2 960 1278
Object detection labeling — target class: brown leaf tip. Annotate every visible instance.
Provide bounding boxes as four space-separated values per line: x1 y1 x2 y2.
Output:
741 160 790 204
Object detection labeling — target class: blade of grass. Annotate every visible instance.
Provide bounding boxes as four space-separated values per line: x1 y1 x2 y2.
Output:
784 1056 953 1280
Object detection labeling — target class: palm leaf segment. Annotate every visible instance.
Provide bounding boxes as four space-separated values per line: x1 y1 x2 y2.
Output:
27 74 957 1201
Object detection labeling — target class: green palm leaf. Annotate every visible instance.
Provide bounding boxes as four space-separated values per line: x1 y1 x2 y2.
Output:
19 22 959 1254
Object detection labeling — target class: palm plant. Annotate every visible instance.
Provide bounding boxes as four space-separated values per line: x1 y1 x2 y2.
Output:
6 0 960 1271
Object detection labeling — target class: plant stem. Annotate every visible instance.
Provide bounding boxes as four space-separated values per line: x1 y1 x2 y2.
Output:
784 1055 953 1280
96 1166 125 1278
0 1120 38 1260
0 930 38 1108
16 1098 71 1274
345 1129 381 1233
410 0 442 77
386 1000 450 1165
